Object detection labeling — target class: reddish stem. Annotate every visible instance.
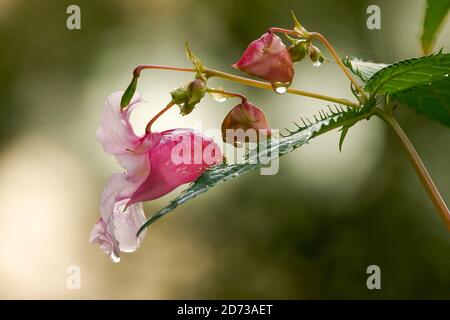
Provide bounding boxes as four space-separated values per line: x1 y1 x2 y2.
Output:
134 65 196 78
268 27 299 37
145 101 176 133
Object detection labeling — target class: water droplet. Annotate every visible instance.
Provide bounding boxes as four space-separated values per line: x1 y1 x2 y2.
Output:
271 82 290 95
111 253 120 263
312 60 322 67
445 74 449 77
209 87 229 103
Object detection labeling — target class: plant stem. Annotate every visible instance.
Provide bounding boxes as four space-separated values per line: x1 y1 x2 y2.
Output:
204 68 359 107
133 65 195 77
380 112 450 230
206 88 247 101
131 64 359 108
309 32 367 101
268 27 299 36
145 101 175 133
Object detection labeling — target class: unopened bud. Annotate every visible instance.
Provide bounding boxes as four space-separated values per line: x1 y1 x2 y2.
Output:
288 40 310 63
221 100 271 146
233 32 294 85
171 79 206 116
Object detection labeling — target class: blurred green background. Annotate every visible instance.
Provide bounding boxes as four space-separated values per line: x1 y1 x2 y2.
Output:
0 0 449 299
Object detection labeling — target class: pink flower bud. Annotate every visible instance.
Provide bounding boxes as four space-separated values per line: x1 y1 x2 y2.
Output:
221 100 271 145
232 32 294 85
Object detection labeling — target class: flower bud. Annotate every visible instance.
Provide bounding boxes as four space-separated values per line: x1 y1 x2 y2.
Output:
232 32 294 85
221 100 271 146
187 78 206 105
308 45 325 67
170 78 206 116
288 39 309 63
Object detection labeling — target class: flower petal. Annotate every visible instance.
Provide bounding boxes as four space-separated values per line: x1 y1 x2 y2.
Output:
127 129 222 204
96 91 143 155
89 218 121 263
111 200 147 252
90 200 147 262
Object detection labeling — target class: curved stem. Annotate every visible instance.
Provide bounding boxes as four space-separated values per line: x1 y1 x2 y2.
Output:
268 27 299 36
309 32 367 101
378 112 450 230
131 64 359 108
133 65 195 77
206 88 247 101
145 101 175 133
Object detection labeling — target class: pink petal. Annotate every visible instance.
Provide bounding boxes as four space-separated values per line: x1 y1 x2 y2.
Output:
127 129 222 205
90 200 146 263
96 91 143 155
89 218 121 263
99 173 127 221
111 200 147 253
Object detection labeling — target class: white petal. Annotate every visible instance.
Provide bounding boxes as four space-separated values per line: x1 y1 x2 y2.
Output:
111 200 147 252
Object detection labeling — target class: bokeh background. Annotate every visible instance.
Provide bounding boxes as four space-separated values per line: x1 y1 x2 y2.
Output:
0 0 449 299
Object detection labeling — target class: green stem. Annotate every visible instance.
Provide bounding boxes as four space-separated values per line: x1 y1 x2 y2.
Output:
266 28 367 102
309 32 367 101
204 68 359 107
132 64 359 108
377 111 450 230
206 88 247 101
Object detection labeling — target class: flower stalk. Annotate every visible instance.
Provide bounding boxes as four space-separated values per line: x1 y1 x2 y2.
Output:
145 101 175 133
377 111 450 230
131 64 359 107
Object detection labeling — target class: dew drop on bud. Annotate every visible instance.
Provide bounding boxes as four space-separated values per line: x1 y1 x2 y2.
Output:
272 82 289 95
312 60 322 67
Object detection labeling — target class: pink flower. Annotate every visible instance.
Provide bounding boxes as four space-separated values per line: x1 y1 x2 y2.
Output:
232 32 294 84
221 100 271 145
90 92 222 262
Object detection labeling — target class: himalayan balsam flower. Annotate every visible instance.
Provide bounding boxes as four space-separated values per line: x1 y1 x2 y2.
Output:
221 100 271 145
90 92 222 262
232 32 294 85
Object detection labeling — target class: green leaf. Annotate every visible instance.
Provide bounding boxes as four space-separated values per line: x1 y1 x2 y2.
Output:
338 126 350 152
343 56 387 83
422 0 450 55
365 53 450 95
137 105 375 235
394 76 450 127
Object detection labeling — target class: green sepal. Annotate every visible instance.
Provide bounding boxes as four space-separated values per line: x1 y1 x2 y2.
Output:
120 76 138 109
185 42 205 75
